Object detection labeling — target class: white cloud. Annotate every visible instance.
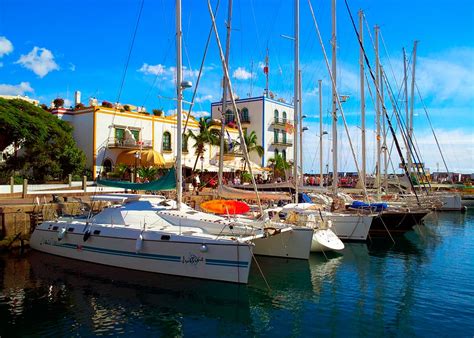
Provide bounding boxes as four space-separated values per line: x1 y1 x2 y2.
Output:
69 63 76 71
16 47 59 78
0 36 13 57
192 110 211 118
232 67 253 80
139 63 166 76
196 94 213 103
0 82 34 96
64 98 72 107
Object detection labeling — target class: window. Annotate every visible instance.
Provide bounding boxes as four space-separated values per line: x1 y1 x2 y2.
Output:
115 128 125 143
275 149 279 157
102 159 112 173
274 129 279 143
241 107 249 122
282 131 287 144
163 132 171 151
282 111 287 123
131 129 140 142
274 109 279 123
225 109 235 124
282 149 286 161
182 134 188 152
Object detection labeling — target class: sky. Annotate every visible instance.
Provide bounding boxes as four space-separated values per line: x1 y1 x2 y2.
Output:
0 0 473 173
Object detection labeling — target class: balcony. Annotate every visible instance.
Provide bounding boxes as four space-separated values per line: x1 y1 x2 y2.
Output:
107 137 153 149
271 118 293 127
271 138 293 147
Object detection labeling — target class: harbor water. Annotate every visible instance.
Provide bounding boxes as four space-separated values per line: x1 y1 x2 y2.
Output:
1 210 473 337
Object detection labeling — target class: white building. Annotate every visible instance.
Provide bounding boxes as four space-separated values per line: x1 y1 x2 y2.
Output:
211 96 295 167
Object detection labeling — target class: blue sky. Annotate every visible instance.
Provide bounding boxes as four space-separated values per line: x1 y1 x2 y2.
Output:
0 0 473 172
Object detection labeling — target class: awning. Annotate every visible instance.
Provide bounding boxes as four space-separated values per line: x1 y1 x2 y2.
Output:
116 149 168 167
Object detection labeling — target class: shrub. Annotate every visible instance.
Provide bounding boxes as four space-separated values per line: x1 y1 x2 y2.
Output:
101 101 113 108
75 103 85 110
152 109 164 116
53 98 64 108
123 105 131 111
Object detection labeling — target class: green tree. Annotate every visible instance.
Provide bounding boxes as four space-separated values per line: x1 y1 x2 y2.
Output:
268 154 291 179
137 166 158 181
187 117 220 171
0 98 86 183
240 130 264 171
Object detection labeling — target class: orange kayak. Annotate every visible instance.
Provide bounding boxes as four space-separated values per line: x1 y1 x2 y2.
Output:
200 200 250 215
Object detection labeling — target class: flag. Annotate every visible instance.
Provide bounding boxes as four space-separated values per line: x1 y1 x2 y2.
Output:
285 122 294 134
226 130 234 151
263 66 269 74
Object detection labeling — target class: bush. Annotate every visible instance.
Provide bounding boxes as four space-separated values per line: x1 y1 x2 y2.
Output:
152 109 164 116
123 105 131 111
101 101 113 108
75 103 85 110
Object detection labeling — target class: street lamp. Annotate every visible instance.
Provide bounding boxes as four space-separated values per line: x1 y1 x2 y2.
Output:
200 155 204 172
134 151 140 182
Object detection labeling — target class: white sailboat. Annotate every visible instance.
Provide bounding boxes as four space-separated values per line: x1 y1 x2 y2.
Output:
30 0 254 284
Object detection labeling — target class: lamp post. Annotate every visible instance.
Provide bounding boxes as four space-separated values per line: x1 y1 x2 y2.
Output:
200 155 204 173
134 151 140 182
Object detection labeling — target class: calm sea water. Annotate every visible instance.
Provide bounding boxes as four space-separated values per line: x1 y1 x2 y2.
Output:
1 210 473 337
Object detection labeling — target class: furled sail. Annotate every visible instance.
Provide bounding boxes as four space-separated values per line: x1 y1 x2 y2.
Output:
217 185 292 201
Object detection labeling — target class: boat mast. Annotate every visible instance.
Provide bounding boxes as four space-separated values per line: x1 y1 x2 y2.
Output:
293 0 300 202
403 48 411 177
358 9 366 189
319 79 323 188
374 25 381 197
218 0 233 187
176 0 183 209
381 65 388 190
409 41 418 176
299 70 304 186
331 0 338 194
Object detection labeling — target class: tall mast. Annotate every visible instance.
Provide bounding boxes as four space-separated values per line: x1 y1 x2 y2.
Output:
403 48 411 176
319 79 323 188
331 0 338 194
358 9 366 189
176 0 183 209
264 48 269 98
299 70 304 186
374 25 381 196
293 0 299 202
381 65 388 190
218 0 233 187
409 41 418 175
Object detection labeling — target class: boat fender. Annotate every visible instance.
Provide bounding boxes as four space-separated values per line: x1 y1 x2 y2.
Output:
135 234 144 253
57 227 66 241
83 230 91 242
200 244 208 253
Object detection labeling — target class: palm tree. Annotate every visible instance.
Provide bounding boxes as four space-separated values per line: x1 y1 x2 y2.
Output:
240 130 264 171
187 117 220 171
268 154 291 179
137 166 158 181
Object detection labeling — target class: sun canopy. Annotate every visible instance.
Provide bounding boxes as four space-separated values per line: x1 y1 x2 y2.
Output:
117 149 170 167
97 168 176 191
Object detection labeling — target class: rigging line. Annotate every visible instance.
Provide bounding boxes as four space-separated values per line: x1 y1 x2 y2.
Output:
249 0 265 62
181 0 220 136
116 0 145 104
379 31 400 94
343 0 420 203
415 82 450 174
307 0 368 199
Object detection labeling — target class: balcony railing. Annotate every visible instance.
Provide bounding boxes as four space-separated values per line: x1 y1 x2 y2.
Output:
271 139 293 147
271 118 293 127
107 137 153 149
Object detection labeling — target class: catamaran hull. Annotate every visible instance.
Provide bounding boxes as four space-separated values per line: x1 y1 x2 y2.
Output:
252 227 313 260
30 225 252 284
311 229 345 252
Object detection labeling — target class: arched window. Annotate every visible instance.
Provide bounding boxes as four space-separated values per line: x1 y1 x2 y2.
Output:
102 159 113 173
241 107 249 122
282 130 287 144
282 111 287 123
163 132 171 151
275 149 279 158
282 149 286 161
225 109 235 124
274 109 279 123
274 129 279 143
182 134 188 152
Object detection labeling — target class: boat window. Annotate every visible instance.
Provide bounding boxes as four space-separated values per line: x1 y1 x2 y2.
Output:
52 226 58 231
68 227 74 232
93 230 101 235
161 235 170 240
186 211 198 214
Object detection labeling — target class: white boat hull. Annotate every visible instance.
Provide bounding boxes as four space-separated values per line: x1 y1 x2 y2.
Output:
323 213 373 241
311 229 345 252
252 227 313 260
438 194 463 211
30 222 253 284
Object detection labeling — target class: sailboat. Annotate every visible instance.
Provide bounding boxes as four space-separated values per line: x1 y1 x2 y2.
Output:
30 0 255 284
